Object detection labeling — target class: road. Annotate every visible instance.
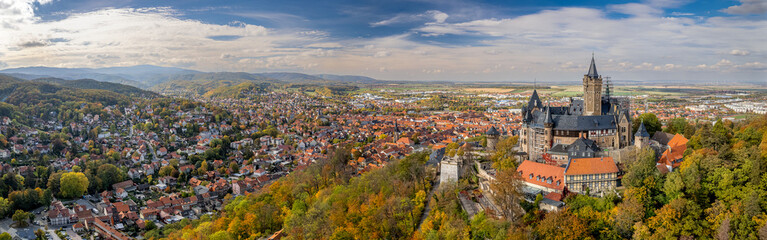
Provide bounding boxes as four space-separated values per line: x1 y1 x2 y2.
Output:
416 173 440 230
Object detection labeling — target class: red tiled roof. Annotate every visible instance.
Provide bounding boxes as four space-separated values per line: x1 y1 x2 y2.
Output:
659 134 688 168
517 160 566 191
565 157 619 176
544 192 564 202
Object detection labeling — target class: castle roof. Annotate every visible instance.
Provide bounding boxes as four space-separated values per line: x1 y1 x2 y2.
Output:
635 121 650 137
587 55 598 78
529 110 617 131
544 105 554 125
486 126 500 136
528 90 543 110
568 138 601 153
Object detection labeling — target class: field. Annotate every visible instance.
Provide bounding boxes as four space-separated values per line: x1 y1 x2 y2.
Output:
463 88 515 93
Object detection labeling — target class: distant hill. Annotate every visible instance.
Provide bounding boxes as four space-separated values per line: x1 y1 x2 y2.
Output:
0 75 135 109
0 65 199 89
32 78 158 97
0 65 385 92
258 72 327 84
203 82 270 98
0 66 147 88
2 72 53 80
91 65 201 87
313 74 381 84
150 72 281 96
258 72 383 84
0 74 25 85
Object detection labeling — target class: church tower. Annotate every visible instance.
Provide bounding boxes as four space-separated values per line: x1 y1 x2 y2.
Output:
583 55 603 116
486 126 500 152
634 120 650 149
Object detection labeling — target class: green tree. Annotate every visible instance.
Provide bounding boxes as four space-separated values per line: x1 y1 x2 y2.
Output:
633 113 662 137
491 136 519 170
34 229 46 240
47 172 63 196
97 164 125 190
666 118 688 135
12 210 30 227
0 232 11 240
0 197 11 217
60 172 89 199
159 165 176 177
622 147 659 188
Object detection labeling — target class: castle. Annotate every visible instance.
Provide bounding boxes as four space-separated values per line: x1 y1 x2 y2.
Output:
519 56 633 164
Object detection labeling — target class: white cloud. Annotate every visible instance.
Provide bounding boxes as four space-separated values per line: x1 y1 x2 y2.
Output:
0 6 316 71
722 0 767 15
0 0 51 29
643 0 692 8
371 10 449 27
374 51 391 58
737 61 767 70
306 42 343 48
730 49 751 56
0 0 764 82
608 3 663 16
670 12 694 16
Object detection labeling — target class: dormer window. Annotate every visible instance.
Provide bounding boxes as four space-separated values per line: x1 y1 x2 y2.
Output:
529 174 533 179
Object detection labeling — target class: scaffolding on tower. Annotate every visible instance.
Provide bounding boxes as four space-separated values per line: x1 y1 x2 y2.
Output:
603 76 613 100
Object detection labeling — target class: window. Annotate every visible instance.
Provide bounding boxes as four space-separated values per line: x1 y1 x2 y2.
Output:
529 174 533 179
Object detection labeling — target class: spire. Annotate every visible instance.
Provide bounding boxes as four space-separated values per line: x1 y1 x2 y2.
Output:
523 110 529 122
587 54 599 78
529 89 542 109
635 120 649 137
486 126 500 136
544 103 554 125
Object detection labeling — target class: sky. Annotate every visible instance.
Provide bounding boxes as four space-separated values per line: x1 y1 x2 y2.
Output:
0 0 765 83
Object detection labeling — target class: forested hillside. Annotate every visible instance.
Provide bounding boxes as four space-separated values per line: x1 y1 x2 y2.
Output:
149 72 280 95
147 114 767 240
32 78 158 97
148 148 433 239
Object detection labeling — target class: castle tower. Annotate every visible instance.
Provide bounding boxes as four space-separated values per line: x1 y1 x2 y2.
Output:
486 126 500 152
634 120 650 148
543 104 554 151
583 55 603 116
